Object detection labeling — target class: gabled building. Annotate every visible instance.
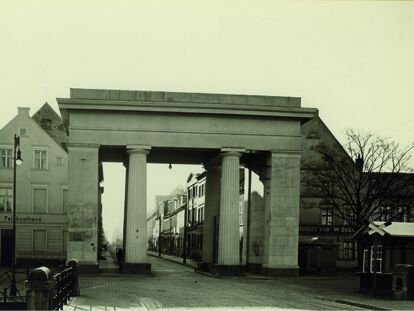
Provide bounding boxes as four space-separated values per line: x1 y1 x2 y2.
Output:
299 116 414 271
0 104 68 266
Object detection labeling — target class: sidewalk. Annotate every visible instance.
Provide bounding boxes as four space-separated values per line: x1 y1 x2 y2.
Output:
147 251 198 268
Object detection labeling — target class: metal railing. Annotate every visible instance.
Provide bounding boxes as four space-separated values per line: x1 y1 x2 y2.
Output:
0 269 28 303
52 265 74 311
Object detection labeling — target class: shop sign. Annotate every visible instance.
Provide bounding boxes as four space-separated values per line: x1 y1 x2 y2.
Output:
3 215 42 222
300 225 354 234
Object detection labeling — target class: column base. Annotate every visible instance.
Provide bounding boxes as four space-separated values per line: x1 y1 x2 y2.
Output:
262 266 299 277
246 263 263 274
211 264 245 276
79 263 99 274
122 263 152 274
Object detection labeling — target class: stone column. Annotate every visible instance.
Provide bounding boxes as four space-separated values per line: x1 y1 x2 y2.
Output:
123 145 151 274
262 151 301 277
216 149 244 275
67 144 99 273
122 160 129 258
201 164 221 267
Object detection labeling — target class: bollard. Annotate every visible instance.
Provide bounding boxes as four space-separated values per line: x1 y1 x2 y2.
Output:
25 266 55 310
66 259 80 296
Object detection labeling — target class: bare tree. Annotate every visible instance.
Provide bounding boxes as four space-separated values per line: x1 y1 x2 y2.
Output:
303 130 414 267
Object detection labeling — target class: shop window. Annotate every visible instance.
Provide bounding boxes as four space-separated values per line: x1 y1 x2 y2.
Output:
0 187 12 212
33 188 47 213
33 230 46 252
0 148 13 168
321 208 333 225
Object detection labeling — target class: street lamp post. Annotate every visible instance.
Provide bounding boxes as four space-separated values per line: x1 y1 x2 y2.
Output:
10 134 22 297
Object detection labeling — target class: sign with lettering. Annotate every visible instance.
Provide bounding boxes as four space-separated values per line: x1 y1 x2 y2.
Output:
3 215 42 222
69 232 86 241
300 225 354 234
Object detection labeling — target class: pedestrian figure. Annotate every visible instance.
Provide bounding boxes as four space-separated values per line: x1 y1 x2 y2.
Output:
116 247 123 270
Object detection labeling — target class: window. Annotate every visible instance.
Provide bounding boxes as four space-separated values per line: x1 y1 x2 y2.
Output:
62 231 68 252
343 206 355 226
62 188 68 214
0 187 12 212
370 245 383 273
397 206 410 222
19 128 27 136
41 119 52 130
56 157 63 166
33 148 47 170
33 188 47 213
379 206 392 221
33 230 46 252
321 208 333 225
0 148 13 168
341 241 355 260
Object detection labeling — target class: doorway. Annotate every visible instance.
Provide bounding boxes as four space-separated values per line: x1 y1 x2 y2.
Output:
1 229 13 266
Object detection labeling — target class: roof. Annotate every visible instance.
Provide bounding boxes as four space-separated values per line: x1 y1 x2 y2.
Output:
353 221 414 239
373 221 414 238
31 103 68 150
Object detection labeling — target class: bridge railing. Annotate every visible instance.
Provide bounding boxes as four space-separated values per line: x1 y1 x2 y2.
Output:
25 259 80 310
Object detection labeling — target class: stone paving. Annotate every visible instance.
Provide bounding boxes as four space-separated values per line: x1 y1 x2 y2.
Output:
64 256 413 311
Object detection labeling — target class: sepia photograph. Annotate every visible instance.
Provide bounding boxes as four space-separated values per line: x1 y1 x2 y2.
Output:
0 1 413 310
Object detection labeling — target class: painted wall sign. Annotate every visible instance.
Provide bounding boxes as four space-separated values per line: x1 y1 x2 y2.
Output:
3 215 42 222
300 225 354 234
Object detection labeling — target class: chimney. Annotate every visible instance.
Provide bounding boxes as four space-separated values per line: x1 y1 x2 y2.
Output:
17 107 30 117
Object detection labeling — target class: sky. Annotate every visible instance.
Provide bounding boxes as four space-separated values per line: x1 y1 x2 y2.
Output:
1 0 413 241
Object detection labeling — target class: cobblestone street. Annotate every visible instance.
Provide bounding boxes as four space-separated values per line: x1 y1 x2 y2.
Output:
64 256 368 311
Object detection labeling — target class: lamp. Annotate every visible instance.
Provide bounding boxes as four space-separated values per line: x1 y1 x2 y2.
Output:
10 134 22 297
16 149 23 166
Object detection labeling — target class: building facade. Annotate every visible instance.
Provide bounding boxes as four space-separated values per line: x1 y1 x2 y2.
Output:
0 104 68 266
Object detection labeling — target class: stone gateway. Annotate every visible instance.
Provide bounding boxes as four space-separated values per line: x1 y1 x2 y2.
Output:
57 88 317 275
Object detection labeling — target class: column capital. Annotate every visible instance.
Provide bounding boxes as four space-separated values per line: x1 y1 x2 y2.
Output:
220 147 245 158
127 145 151 155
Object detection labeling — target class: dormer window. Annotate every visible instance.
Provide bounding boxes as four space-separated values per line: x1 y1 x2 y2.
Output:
41 118 52 130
